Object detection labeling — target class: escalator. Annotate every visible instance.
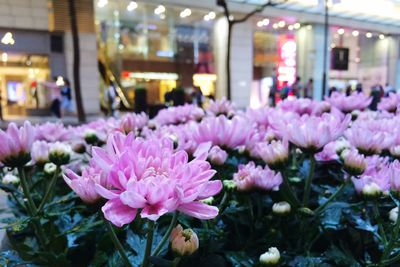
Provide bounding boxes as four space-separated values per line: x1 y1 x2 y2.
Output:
98 59 131 110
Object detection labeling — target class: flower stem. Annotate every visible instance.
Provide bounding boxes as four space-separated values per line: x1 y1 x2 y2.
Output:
281 170 301 208
142 220 155 267
102 216 132 267
152 212 178 257
314 181 347 215
380 204 400 264
38 166 60 212
372 202 388 245
302 155 316 206
17 166 47 248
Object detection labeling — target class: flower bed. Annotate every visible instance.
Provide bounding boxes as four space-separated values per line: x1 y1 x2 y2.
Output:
1 93 400 266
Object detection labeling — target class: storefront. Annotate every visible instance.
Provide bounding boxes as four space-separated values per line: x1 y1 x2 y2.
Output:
95 1 217 106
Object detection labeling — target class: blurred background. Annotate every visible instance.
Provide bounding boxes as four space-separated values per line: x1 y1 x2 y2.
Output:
0 0 400 120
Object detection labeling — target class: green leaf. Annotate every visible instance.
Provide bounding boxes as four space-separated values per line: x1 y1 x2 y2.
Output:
225 251 255 267
289 256 331 267
325 245 362 267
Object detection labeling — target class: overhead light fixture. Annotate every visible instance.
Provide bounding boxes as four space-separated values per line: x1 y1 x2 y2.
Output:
1 32 15 45
366 32 372 38
1 52 7 62
306 25 312 30
278 20 286 28
56 76 65 87
97 0 108 8
272 23 279 29
337 28 345 35
379 34 385 39
154 5 165 15
257 18 269 27
352 30 359 37
288 25 294 31
293 23 301 29
180 8 191 18
160 13 166 20
127 1 138 12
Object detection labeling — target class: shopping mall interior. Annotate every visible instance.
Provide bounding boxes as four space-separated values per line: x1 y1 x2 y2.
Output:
0 0 400 117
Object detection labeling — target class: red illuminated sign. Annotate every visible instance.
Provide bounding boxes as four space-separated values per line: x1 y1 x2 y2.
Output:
277 35 296 89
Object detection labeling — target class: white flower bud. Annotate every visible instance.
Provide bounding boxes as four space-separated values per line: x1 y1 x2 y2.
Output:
362 183 381 197
49 142 72 165
2 173 19 184
272 201 291 215
260 247 280 265
389 207 398 223
44 162 57 176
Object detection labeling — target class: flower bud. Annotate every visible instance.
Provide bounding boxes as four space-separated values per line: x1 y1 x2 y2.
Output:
49 142 72 166
31 141 49 165
223 180 237 191
342 150 366 176
200 197 214 205
208 146 228 165
170 225 199 257
362 183 381 197
2 173 19 184
335 139 351 155
390 145 400 159
389 207 398 223
259 247 280 265
258 140 288 170
272 201 291 215
84 130 99 145
71 140 86 154
44 162 57 176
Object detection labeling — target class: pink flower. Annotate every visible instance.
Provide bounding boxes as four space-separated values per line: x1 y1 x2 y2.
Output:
351 156 391 194
35 122 71 142
154 104 204 126
315 141 338 162
233 162 282 192
325 92 372 113
170 224 199 256
256 140 289 170
285 113 351 153
63 166 106 203
341 149 366 176
85 133 221 227
378 93 399 113
192 116 251 149
390 160 400 191
0 121 35 167
207 146 228 165
118 112 148 134
206 97 236 117
31 140 50 164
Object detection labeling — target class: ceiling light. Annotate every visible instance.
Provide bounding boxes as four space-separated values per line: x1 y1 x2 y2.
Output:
1 32 15 45
257 21 264 27
97 0 108 8
160 13 166 20
337 28 344 35
366 32 372 38
180 8 191 18
352 30 359 37
306 25 312 30
1 52 7 62
208 12 216 20
272 23 279 29
278 20 286 28
293 23 301 29
127 1 138 12
154 5 165 15
379 34 385 39
288 25 294 31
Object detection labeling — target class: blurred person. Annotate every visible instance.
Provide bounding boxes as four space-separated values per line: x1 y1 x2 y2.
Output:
369 83 383 111
44 77 61 118
269 67 278 106
192 86 204 107
107 82 117 117
356 83 363 93
304 78 313 99
385 82 396 96
291 76 302 98
329 86 338 97
61 78 73 116
280 81 290 100
345 85 352 96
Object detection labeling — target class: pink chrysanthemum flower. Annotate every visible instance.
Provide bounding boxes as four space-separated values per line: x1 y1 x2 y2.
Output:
233 162 282 192
0 121 35 167
325 92 372 113
66 132 222 227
